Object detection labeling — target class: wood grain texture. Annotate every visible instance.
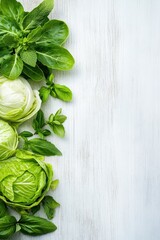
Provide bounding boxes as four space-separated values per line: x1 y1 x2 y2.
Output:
14 0 160 239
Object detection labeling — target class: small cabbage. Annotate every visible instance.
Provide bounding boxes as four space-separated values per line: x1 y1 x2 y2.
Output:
0 150 53 209
0 76 41 123
0 120 18 160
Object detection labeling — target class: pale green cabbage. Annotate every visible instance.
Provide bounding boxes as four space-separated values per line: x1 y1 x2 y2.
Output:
0 150 53 209
0 76 41 123
0 120 18 160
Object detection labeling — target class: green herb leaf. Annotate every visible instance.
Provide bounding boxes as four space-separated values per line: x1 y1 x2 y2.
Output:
0 215 17 239
47 109 67 137
20 50 37 67
28 138 62 156
52 84 72 102
27 26 42 43
1 54 23 80
39 86 50 103
50 124 65 138
23 64 45 81
0 15 20 38
2 33 18 48
23 0 54 30
50 179 59 190
19 131 33 138
35 110 45 129
42 129 51 137
19 215 57 236
54 115 67 123
37 20 69 46
1 0 24 22
42 196 60 220
0 200 8 218
36 45 75 70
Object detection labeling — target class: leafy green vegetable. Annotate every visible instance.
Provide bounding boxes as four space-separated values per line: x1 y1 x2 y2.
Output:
0 76 41 123
19 131 33 138
0 150 53 209
42 196 60 220
23 64 45 81
27 26 42 43
47 109 67 138
1 0 24 22
52 84 72 102
0 120 18 160
20 50 37 67
0 215 17 239
1 54 23 80
27 138 62 156
36 45 75 70
23 0 54 30
19 215 57 236
39 86 50 103
36 20 69 46
0 0 74 83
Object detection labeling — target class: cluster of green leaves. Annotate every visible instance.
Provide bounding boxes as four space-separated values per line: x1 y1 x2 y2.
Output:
0 0 74 80
32 108 67 138
19 108 67 155
40 73 72 103
0 192 60 238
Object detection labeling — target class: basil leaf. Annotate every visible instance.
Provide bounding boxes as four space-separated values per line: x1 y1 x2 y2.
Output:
52 84 72 102
19 131 33 138
36 45 75 70
0 200 8 218
2 33 19 48
50 179 59 190
1 0 24 22
1 54 23 80
28 138 62 156
19 215 57 236
37 20 69 46
50 124 65 138
20 50 37 67
39 86 50 103
0 15 20 36
54 115 67 124
0 216 17 239
42 196 60 220
23 64 45 81
35 110 45 128
27 26 42 43
42 129 51 137
55 108 62 116
23 0 54 30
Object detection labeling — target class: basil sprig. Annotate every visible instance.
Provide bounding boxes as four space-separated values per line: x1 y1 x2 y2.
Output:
40 74 73 103
19 109 67 155
19 215 57 236
0 0 74 80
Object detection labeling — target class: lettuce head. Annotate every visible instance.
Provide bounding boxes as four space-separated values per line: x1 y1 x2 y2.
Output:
0 150 53 209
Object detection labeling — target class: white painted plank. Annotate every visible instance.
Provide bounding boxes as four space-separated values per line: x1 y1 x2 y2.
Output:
11 0 160 239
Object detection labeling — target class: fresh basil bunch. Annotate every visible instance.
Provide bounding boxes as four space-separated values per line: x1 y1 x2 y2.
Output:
0 0 74 80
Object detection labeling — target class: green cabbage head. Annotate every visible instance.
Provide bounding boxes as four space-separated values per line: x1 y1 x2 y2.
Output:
0 76 41 123
0 150 53 209
0 120 18 160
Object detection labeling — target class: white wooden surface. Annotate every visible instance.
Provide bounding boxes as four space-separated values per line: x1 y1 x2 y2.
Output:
15 0 160 239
